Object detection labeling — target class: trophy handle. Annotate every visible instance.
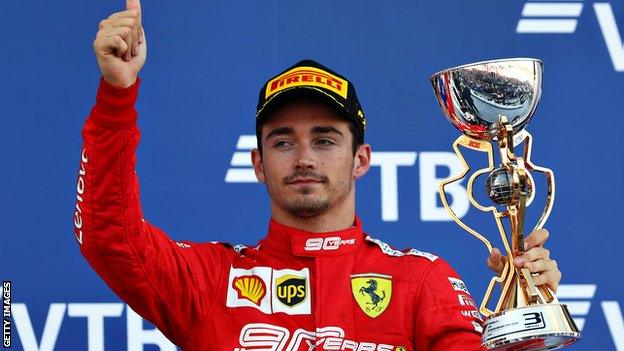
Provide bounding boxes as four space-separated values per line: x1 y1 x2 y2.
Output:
519 131 556 231
439 135 517 317
438 135 497 253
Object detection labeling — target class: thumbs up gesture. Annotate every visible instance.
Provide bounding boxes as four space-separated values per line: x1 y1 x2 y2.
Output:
93 0 145 88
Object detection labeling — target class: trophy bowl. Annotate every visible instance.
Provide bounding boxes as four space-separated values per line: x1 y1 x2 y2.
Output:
430 58 543 140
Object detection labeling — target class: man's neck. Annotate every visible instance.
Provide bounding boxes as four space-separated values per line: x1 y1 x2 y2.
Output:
270 203 356 233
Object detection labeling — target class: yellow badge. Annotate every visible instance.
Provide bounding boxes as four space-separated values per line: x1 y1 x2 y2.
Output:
351 273 392 318
265 66 349 99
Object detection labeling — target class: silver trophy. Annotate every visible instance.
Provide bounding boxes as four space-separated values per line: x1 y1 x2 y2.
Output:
430 58 580 350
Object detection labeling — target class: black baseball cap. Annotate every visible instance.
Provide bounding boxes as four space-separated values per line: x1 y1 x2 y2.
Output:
255 59 366 144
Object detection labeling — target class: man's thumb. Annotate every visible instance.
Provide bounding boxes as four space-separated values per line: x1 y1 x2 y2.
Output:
126 0 141 11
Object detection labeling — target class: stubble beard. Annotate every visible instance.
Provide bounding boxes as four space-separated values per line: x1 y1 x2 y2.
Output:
284 192 332 218
266 163 354 218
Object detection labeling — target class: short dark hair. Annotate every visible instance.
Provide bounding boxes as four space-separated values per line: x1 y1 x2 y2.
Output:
255 96 364 155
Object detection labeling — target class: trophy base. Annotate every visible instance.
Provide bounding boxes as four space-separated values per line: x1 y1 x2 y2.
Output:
482 304 580 351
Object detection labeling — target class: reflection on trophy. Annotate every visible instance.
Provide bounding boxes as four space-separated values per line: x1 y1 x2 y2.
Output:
430 58 581 351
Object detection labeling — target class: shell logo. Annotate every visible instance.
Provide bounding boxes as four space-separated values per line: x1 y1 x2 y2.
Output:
232 275 267 306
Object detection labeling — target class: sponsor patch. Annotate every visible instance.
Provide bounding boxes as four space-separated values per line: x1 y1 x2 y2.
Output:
351 273 392 318
461 309 482 320
458 294 477 308
227 266 311 315
272 268 311 314
304 236 355 251
236 323 398 351
233 275 267 306
448 277 469 294
227 267 272 313
74 148 88 245
275 275 306 307
265 66 348 99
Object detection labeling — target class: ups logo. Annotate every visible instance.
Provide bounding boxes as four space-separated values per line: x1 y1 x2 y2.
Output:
276 275 307 307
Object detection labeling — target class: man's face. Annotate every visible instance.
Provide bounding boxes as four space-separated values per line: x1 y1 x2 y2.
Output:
252 100 370 218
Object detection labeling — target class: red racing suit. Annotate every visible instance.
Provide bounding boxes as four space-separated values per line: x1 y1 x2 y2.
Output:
73 78 484 351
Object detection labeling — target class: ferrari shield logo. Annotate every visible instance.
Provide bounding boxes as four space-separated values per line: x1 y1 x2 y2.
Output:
351 273 392 318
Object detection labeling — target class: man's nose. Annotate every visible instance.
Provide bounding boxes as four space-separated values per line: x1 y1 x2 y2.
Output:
293 145 316 171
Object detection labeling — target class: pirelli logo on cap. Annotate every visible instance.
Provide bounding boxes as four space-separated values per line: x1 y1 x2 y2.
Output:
265 66 348 99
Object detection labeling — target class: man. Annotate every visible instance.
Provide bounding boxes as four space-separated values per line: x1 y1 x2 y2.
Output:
74 1 561 350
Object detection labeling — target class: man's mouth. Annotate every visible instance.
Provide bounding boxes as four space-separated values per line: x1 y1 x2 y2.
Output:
289 178 323 185
284 173 328 185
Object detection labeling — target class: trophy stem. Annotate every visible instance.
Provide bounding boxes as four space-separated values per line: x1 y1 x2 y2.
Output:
495 116 531 256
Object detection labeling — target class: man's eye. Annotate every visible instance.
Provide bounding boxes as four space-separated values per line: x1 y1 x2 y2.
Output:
315 139 335 146
274 140 292 148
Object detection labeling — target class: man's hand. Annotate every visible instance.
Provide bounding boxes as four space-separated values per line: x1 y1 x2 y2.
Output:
93 0 145 88
486 229 562 292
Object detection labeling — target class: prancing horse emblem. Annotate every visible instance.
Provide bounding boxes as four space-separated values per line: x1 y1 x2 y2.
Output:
351 274 392 318
359 279 386 308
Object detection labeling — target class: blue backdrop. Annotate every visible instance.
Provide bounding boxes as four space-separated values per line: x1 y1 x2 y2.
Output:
1 1 623 350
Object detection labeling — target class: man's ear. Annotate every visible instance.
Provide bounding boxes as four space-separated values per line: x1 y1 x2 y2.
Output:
251 148 266 183
353 143 371 179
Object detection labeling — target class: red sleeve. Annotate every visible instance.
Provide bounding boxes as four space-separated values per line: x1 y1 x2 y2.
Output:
73 78 227 346
413 259 484 351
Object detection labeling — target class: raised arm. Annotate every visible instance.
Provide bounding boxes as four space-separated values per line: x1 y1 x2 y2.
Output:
73 2 227 346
